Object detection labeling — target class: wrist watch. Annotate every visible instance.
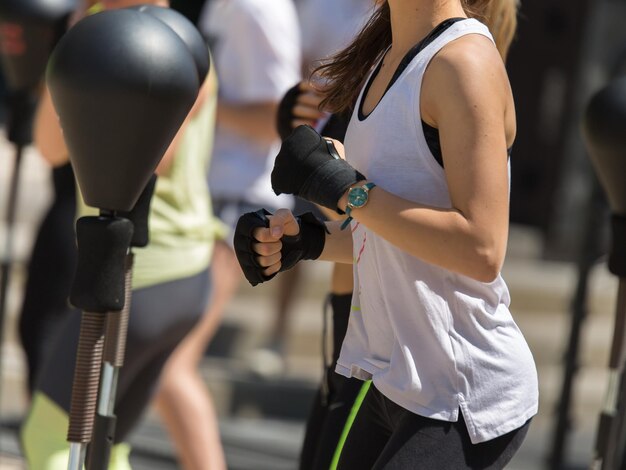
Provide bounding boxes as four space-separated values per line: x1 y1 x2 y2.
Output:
341 182 376 229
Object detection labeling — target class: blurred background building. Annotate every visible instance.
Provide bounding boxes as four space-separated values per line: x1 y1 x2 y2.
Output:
1 0 626 468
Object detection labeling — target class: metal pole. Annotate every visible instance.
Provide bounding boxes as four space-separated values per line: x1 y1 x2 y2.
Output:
87 254 133 470
67 311 106 470
0 144 23 343
549 179 607 469
592 279 626 469
611 280 626 470
0 143 23 410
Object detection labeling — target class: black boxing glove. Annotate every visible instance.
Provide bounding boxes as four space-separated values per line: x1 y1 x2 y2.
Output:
276 83 302 141
271 125 365 213
234 209 327 286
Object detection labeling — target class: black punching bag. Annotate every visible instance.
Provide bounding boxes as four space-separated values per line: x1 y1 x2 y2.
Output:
130 5 209 85
583 77 626 277
46 8 200 212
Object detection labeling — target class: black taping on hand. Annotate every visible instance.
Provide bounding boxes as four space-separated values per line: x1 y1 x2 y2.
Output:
280 212 327 270
276 84 302 141
70 216 133 312
271 125 365 212
234 209 327 286
234 209 273 287
609 215 626 277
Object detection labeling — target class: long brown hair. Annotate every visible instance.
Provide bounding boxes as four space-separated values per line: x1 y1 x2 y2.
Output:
315 0 519 113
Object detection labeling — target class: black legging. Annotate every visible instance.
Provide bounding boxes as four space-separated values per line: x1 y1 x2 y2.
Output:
36 268 210 442
300 293 364 470
337 385 530 470
19 163 78 392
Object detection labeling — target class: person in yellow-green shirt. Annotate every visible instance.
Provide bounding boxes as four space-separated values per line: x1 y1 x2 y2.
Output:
19 1 226 468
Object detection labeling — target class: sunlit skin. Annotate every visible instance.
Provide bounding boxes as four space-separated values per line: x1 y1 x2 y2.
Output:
252 0 516 284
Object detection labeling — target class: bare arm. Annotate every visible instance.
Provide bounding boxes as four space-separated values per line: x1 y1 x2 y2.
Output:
318 219 354 264
158 65 217 175
337 36 514 283
34 86 69 167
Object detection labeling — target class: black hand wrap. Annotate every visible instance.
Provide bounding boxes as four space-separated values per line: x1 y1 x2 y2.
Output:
276 83 302 141
271 125 365 212
234 209 327 286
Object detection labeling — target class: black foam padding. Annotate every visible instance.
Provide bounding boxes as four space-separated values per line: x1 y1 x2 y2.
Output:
70 216 133 312
272 125 365 212
583 77 626 214
120 174 157 248
276 83 301 141
0 0 76 92
129 5 209 86
609 215 626 277
47 9 199 212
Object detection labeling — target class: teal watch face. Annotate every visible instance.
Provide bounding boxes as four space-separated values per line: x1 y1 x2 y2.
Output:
343 183 375 229
347 183 375 209
348 187 369 208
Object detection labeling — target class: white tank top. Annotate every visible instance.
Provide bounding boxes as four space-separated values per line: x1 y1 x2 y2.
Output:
336 19 538 444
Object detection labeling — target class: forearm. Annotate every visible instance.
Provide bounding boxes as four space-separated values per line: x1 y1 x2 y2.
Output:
216 101 278 145
34 87 69 167
319 220 354 264
340 186 508 282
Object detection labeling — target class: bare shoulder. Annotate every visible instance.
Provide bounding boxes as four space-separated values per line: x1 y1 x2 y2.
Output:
428 34 509 94
421 33 514 126
432 34 507 78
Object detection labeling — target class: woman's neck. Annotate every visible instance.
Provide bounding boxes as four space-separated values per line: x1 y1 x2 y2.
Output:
387 0 467 55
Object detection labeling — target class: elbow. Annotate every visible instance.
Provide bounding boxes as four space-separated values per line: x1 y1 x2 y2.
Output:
34 124 68 167
468 245 504 283
35 141 68 168
33 135 54 166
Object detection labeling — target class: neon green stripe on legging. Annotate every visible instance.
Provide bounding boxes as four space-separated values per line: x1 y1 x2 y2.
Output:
329 380 372 470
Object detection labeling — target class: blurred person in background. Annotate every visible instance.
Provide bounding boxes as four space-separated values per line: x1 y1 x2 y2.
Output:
235 0 538 467
19 1 225 468
151 0 300 468
18 157 78 394
17 2 82 397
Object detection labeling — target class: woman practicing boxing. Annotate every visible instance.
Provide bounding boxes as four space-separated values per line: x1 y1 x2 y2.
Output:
234 0 538 468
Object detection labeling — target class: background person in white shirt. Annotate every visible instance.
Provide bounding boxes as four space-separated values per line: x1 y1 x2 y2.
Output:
153 1 301 468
